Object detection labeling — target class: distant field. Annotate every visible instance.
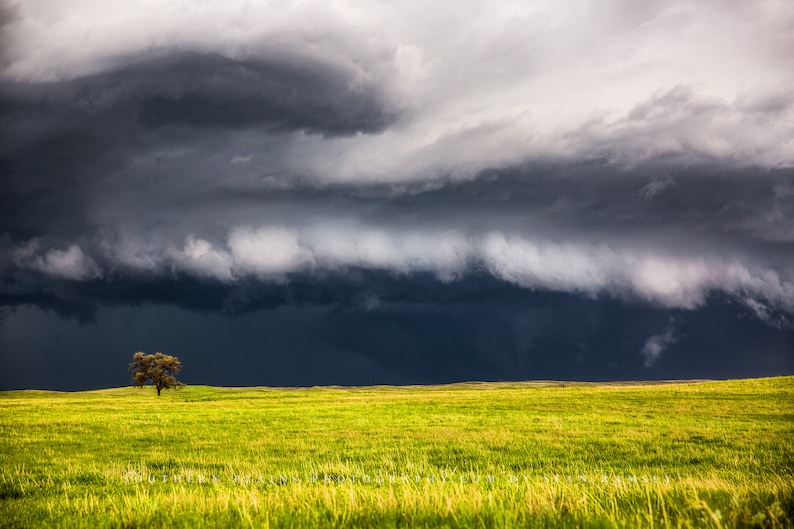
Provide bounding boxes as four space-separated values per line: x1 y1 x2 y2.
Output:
1 377 792 528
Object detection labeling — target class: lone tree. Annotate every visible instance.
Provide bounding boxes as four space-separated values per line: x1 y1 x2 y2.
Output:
129 352 185 396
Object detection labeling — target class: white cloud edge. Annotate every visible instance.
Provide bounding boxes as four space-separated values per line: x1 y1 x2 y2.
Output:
3 0 793 179
12 226 794 315
13 240 102 281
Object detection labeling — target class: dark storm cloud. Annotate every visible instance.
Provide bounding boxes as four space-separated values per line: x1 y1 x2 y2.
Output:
1 0 793 389
0 2 18 70
2 284 791 391
0 48 397 150
133 52 396 134
0 43 398 241
1 159 793 313
0 50 395 136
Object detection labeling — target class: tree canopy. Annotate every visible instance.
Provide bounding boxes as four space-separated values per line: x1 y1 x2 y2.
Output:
129 352 185 396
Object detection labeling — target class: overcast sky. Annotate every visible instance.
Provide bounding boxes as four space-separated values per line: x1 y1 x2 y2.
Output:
1 0 792 390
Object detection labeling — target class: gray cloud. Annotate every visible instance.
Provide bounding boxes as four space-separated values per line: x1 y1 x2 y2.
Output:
2 0 794 388
2 149 794 318
13 240 102 281
0 48 398 141
6 213 794 314
129 51 396 135
641 320 677 367
3 0 793 182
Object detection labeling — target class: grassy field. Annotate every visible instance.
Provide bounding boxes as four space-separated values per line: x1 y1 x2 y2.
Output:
1 377 792 528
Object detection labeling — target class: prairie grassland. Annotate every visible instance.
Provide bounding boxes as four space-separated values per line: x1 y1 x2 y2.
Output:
1 377 792 528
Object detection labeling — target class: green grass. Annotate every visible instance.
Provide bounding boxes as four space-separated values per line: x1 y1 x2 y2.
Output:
1 377 792 528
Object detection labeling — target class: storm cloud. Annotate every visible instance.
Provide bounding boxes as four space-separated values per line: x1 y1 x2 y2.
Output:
1 0 792 389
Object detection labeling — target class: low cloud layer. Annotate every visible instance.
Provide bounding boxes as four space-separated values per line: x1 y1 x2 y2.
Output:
9 223 794 314
14 240 102 281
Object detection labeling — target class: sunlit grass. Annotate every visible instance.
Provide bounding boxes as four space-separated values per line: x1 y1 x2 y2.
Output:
1 377 792 527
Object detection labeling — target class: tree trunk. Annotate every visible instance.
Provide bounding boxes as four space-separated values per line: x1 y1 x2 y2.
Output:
157 386 161 396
